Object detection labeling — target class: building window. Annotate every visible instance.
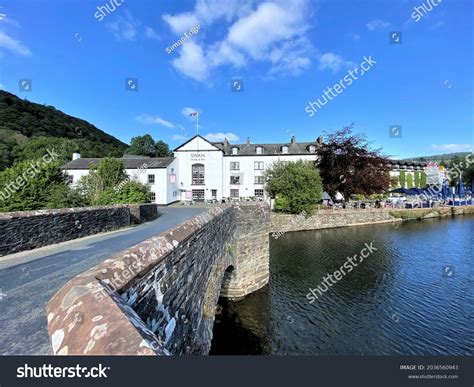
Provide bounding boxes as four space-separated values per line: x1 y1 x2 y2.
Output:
230 176 240 185
149 192 156 202
256 146 263 154
254 176 264 184
148 174 155 184
192 189 205 201
232 147 239 155
192 164 205 185
254 189 264 197
281 146 289 154
309 145 316 153
230 189 239 199
230 162 240 171
254 161 264 170
211 189 217 198
68 175 74 184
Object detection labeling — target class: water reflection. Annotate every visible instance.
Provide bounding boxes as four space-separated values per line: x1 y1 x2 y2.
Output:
210 215 474 355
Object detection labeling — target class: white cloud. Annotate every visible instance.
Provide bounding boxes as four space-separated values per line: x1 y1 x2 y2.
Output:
145 27 160 40
162 12 199 35
163 0 315 82
172 41 209 82
0 83 4 89
366 19 390 31
136 114 175 128
181 107 200 119
0 31 31 56
318 52 353 73
431 144 473 152
107 12 140 41
205 132 240 142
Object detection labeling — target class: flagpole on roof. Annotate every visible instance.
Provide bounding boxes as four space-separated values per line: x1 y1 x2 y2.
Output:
197 112 199 134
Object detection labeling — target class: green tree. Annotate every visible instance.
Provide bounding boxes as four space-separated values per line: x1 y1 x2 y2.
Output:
77 158 127 203
128 134 156 157
95 181 150 205
0 160 68 212
407 173 414 188
12 136 77 166
155 140 172 157
264 160 323 214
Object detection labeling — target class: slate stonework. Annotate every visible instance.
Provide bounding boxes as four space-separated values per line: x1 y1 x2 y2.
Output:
0 204 158 256
45 203 271 356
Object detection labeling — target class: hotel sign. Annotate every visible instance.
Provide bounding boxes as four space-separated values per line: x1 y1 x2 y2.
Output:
190 153 206 162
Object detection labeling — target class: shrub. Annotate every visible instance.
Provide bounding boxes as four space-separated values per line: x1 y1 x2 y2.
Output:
265 160 323 214
95 180 150 205
0 160 68 212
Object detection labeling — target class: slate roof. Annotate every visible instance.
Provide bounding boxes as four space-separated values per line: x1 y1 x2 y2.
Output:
62 157 175 170
213 141 319 156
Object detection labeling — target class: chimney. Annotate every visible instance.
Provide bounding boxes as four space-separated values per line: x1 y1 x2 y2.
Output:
223 138 229 151
72 153 81 160
290 135 296 144
246 137 251 145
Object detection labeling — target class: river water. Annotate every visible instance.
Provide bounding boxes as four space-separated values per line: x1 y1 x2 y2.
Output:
210 215 474 355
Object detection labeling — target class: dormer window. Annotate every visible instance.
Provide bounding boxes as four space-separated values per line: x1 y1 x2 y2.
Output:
309 145 316 153
232 147 239 155
256 146 263 154
281 146 289 154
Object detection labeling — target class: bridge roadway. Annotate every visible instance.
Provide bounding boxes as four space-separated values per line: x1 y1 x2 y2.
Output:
0 207 207 355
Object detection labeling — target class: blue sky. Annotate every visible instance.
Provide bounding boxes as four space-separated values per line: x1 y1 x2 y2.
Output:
0 0 472 159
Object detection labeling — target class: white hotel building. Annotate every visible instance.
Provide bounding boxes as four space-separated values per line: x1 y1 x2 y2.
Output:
62 134 430 205
63 135 320 205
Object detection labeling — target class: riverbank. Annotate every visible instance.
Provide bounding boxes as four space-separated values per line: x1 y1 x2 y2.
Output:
270 205 474 235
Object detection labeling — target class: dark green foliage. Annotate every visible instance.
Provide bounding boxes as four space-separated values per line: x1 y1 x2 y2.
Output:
155 140 172 157
0 90 128 169
45 183 90 209
95 181 150 205
264 160 323 214
77 158 150 205
127 135 173 157
0 160 68 212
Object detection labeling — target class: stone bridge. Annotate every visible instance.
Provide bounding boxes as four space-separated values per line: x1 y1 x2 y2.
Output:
45 203 270 355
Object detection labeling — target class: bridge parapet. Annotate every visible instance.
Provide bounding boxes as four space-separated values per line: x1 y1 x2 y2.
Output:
46 203 270 355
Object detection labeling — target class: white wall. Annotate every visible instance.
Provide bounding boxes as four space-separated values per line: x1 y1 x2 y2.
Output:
174 137 224 201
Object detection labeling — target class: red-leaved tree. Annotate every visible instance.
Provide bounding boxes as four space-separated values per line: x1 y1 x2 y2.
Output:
317 125 391 198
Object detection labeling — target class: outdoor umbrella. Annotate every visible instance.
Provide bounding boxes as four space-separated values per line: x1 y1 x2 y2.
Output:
457 175 465 197
441 180 448 198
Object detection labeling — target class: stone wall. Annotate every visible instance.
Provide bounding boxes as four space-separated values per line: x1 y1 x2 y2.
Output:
221 202 270 299
270 206 474 236
45 203 271 356
0 204 158 256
